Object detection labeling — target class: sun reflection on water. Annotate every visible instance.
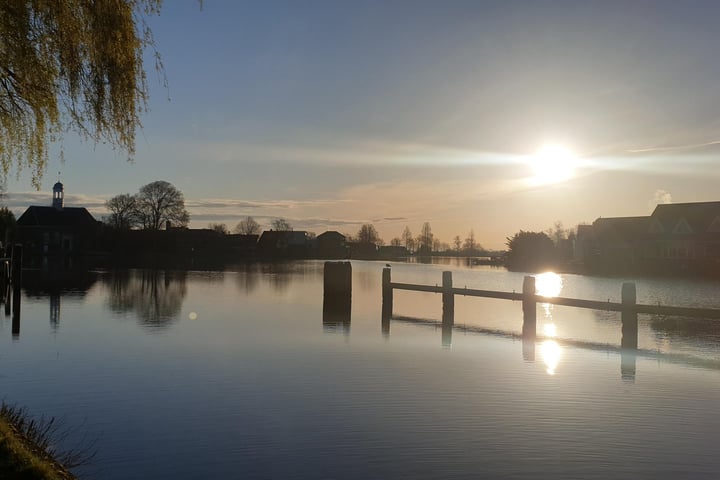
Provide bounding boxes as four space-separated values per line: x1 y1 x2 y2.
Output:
541 340 562 375
543 323 557 337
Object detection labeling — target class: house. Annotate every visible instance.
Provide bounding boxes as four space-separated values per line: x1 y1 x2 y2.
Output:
16 182 99 260
316 231 347 259
583 216 649 272
257 230 311 258
579 201 720 275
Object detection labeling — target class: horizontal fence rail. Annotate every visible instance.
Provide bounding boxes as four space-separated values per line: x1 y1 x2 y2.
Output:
389 280 720 319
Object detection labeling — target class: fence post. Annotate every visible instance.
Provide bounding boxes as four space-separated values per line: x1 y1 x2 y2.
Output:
522 275 536 339
382 266 393 310
322 262 352 334
441 271 454 347
442 271 454 317
621 282 638 350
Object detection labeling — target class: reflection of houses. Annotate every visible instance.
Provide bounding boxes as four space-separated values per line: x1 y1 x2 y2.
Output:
378 245 410 258
316 231 347 259
17 182 99 260
257 231 311 258
579 202 720 275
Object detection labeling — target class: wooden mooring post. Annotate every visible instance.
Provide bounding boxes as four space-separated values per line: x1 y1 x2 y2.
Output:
10 244 22 338
442 271 454 347
381 267 393 337
621 282 638 350
522 275 536 340
323 262 352 334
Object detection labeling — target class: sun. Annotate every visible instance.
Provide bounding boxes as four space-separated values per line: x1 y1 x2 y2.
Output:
528 144 577 185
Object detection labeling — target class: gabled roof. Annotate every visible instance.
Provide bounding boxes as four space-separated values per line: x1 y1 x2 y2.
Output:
650 202 720 234
592 216 649 243
317 231 345 240
17 206 97 228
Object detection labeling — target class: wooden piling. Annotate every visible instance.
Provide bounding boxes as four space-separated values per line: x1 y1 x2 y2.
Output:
323 261 352 334
522 276 536 339
440 271 454 347
382 267 393 314
442 271 454 318
621 282 638 350
323 261 351 297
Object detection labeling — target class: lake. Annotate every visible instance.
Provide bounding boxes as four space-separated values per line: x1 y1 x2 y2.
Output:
2 259 719 479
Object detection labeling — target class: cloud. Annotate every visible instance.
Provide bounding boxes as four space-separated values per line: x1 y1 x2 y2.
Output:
627 140 720 155
649 189 673 211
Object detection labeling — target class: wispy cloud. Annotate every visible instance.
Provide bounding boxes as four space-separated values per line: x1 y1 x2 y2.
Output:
627 140 720 155
648 189 673 212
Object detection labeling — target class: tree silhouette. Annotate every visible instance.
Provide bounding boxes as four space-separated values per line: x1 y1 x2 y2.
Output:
271 218 292 231
505 230 557 272
357 223 381 245
135 180 189 230
105 193 138 230
234 216 261 235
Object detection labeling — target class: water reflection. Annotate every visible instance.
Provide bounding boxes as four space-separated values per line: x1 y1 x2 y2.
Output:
104 270 187 329
543 323 557 337
540 340 562 375
322 295 351 334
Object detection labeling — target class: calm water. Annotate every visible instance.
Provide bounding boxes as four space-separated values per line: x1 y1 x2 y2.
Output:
1 260 719 479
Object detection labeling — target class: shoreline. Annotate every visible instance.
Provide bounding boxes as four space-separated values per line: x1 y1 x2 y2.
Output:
0 405 77 480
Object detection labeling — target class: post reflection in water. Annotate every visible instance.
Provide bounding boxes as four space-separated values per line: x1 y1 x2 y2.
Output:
50 294 60 329
11 283 21 338
322 295 351 335
322 262 352 335
621 349 637 382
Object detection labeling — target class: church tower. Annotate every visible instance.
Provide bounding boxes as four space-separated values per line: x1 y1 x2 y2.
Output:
52 181 64 209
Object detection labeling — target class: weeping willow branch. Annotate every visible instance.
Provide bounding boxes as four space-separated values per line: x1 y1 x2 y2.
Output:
0 0 164 188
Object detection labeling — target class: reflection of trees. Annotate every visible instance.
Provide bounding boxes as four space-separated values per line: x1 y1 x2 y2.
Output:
105 270 187 329
650 315 720 342
233 264 260 295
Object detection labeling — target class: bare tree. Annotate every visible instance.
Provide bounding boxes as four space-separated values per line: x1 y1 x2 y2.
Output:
453 235 462 252
463 230 477 253
401 226 414 252
357 223 381 245
418 222 433 253
234 216 261 235
105 193 138 230
271 218 292 231
390 237 402 247
208 223 229 234
135 181 189 230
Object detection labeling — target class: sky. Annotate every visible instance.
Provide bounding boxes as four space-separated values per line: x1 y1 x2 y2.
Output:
7 0 720 249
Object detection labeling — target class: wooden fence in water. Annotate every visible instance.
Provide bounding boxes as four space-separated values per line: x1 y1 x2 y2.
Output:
378 266 720 351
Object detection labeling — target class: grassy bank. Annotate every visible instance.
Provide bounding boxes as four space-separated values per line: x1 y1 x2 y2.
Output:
0 405 77 480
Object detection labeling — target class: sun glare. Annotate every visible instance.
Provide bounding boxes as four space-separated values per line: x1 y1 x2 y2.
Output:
535 272 563 298
529 144 577 185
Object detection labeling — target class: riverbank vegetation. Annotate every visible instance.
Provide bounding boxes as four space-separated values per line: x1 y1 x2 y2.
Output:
0 404 80 480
